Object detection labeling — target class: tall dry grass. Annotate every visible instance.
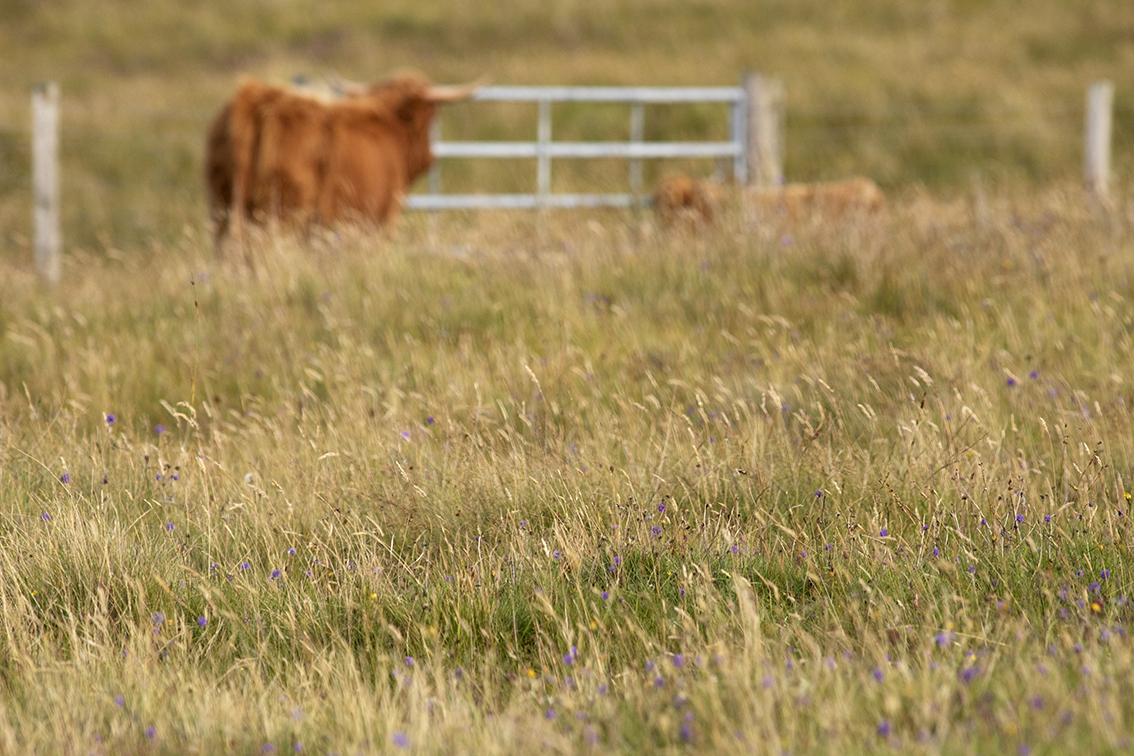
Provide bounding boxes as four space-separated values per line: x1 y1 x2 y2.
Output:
2 187 1134 753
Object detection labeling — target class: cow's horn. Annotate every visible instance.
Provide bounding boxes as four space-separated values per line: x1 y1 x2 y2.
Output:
426 77 487 102
325 72 367 96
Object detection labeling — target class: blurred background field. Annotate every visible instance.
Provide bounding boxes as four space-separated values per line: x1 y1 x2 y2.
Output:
2 0 1134 251
4 2 1134 755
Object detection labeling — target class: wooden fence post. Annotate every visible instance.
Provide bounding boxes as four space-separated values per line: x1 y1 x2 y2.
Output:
744 73 785 188
1084 80 1114 199
32 82 61 285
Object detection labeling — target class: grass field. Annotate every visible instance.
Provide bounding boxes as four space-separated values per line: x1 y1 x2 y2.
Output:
4 1 1134 754
3 189 1134 753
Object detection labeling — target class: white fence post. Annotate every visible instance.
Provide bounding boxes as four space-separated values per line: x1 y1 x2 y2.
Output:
629 102 644 200
428 116 442 195
745 73 785 188
1085 80 1114 199
32 82 61 285
730 77 748 184
537 99 552 206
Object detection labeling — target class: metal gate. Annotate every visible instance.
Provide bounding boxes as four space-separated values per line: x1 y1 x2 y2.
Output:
404 83 761 211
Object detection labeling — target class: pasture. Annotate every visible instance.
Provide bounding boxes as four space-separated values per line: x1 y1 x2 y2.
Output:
3 191 1134 754
3 1 1134 754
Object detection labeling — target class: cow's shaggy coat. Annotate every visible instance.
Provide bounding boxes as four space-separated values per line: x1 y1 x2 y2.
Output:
206 74 472 253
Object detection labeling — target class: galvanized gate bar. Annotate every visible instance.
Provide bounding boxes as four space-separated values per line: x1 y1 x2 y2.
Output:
430 141 740 159
408 194 638 210
470 86 744 103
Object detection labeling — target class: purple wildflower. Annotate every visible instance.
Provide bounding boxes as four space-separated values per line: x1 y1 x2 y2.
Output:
106 414 116 424
146 726 156 739
651 526 662 538
197 616 207 627
40 512 51 522
60 473 70 484
155 424 165 435
165 522 175 532
270 570 281 580
392 732 408 748
673 654 685 669
1007 377 1017 387
872 667 883 682
880 528 888 537
601 591 609 600
877 720 891 738
287 548 296 556
405 657 414 667
1016 513 1025 523
545 708 556 720
658 503 667 514
1101 569 1111 580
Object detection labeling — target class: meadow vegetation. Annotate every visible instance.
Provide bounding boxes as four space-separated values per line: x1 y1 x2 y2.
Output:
4 1 1134 754
2 189 1134 753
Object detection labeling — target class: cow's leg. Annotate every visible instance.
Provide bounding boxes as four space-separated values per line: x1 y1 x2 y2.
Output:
211 208 230 259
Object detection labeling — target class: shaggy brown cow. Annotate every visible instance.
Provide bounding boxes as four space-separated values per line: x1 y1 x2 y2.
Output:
653 174 717 227
205 73 475 252
744 177 885 223
653 175 885 231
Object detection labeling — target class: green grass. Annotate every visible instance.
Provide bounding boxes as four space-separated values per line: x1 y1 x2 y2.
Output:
3 188 1134 753
4 2 1134 752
